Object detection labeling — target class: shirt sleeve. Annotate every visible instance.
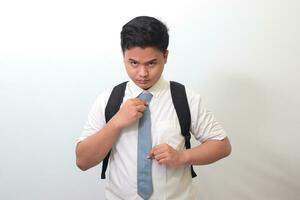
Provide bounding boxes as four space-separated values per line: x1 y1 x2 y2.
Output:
76 89 111 144
187 89 227 143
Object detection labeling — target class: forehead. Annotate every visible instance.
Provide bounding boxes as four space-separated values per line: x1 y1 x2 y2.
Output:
123 47 163 61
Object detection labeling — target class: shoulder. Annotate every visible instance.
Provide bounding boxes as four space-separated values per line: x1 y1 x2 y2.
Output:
170 81 202 101
185 87 202 100
185 88 204 112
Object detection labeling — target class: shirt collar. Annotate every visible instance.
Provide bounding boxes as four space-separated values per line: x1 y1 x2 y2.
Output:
127 76 169 98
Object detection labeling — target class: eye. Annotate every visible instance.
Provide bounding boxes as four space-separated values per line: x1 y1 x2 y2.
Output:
130 60 138 67
148 61 157 67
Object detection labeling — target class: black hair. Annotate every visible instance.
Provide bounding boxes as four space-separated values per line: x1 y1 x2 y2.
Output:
121 16 169 53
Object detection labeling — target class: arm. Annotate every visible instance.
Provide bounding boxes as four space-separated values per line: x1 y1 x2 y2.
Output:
75 118 122 171
76 98 147 171
150 90 232 166
149 137 231 166
183 137 231 165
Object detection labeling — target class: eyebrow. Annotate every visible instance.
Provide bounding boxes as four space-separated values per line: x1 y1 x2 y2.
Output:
128 58 158 64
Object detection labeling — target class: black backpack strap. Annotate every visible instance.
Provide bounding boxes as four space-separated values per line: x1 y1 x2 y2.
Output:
170 81 197 178
101 81 128 179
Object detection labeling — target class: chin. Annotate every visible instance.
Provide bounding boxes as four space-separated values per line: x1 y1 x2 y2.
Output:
140 85 151 90
133 80 151 90
138 83 152 90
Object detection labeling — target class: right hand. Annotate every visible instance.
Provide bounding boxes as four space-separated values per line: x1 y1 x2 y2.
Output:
110 98 147 130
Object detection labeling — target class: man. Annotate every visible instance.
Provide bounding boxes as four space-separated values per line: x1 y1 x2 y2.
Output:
76 16 231 200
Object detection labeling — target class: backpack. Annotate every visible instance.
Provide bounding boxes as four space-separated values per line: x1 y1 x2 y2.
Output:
101 81 197 179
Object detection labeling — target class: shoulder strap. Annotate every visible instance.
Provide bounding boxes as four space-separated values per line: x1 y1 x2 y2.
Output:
170 81 197 178
101 81 128 179
101 81 197 179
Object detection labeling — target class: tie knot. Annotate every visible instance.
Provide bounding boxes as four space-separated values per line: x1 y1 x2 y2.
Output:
138 91 153 103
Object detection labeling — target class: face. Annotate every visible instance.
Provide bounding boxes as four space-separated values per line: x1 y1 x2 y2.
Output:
123 47 168 90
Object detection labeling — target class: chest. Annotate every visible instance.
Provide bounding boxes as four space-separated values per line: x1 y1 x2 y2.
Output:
119 91 185 150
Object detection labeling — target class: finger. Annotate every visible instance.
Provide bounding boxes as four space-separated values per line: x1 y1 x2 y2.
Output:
158 158 168 165
136 105 146 112
152 144 169 154
136 112 143 119
127 98 143 107
148 149 155 159
154 152 168 161
149 144 168 159
152 148 167 157
132 98 147 105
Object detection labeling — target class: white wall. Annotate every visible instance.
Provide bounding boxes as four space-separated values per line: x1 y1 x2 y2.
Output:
1 0 299 199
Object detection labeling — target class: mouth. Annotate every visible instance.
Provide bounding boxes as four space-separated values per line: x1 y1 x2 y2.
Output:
137 80 150 84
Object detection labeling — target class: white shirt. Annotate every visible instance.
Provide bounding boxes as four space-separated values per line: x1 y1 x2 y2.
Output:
77 77 227 200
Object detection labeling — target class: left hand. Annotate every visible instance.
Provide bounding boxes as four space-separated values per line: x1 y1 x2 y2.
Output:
148 144 187 166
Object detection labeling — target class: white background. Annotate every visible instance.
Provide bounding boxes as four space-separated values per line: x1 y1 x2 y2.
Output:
1 0 299 199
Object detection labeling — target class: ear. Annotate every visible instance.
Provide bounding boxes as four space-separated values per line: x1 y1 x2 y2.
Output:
163 50 169 64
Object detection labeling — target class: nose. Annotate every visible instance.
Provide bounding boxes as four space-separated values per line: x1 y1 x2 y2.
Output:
138 66 149 78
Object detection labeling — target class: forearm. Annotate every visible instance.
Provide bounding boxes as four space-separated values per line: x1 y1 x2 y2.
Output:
182 137 231 166
76 118 122 171
76 98 147 171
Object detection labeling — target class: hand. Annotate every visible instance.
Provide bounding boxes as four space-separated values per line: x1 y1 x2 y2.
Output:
110 98 147 129
148 144 187 166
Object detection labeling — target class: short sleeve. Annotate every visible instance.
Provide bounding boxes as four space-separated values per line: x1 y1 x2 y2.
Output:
187 89 227 143
76 89 112 144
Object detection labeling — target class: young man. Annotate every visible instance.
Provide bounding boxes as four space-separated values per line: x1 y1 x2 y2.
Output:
76 16 231 200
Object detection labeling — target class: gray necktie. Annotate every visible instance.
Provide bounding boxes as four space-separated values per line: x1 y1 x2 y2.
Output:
137 91 153 200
